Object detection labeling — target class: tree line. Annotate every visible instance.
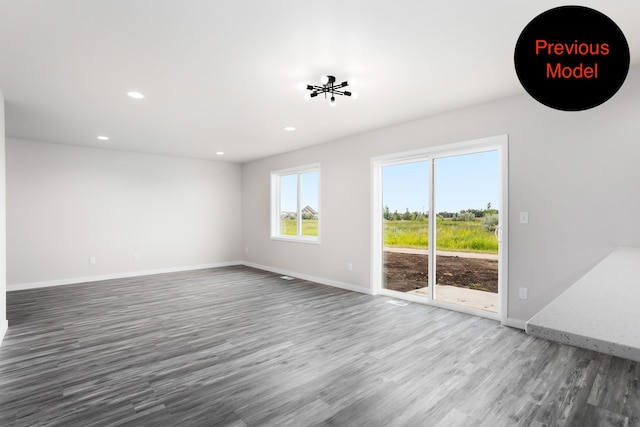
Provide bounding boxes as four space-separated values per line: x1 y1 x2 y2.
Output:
384 203 499 231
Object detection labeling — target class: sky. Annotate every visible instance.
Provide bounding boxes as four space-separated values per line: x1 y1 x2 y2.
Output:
280 171 319 212
382 150 499 214
280 150 498 214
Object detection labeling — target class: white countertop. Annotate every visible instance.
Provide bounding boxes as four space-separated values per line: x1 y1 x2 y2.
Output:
526 247 640 362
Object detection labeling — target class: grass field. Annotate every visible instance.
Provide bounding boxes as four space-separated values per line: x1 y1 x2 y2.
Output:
280 219 318 236
384 219 498 254
280 218 497 254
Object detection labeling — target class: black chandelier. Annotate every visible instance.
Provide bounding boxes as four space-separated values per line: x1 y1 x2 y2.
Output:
303 75 357 106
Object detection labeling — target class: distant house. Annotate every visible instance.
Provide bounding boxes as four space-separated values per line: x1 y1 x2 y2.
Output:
301 205 318 215
280 206 317 219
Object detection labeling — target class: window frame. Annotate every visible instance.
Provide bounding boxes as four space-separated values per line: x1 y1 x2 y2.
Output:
270 163 321 243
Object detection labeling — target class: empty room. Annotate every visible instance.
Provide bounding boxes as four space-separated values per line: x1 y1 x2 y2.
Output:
1 1 640 426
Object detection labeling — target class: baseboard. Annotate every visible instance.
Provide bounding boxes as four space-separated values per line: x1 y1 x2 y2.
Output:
505 317 526 330
242 261 373 295
7 261 244 291
0 319 7 347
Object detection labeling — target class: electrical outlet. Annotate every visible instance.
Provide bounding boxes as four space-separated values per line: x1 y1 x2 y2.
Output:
347 262 353 271
520 211 529 224
519 287 528 300
133 253 140 262
245 247 249 253
89 256 96 265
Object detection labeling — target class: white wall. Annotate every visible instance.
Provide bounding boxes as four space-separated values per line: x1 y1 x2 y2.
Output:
7 138 243 287
0 90 6 344
243 66 640 325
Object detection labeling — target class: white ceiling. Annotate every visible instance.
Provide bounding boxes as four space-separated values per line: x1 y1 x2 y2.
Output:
0 1 639 163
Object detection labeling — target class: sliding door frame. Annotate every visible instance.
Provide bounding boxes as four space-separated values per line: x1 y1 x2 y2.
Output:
371 135 509 324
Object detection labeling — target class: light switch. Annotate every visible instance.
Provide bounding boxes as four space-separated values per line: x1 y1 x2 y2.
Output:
519 287 528 299
520 212 529 224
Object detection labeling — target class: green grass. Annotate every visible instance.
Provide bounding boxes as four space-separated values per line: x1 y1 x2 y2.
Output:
280 218 496 253
280 219 318 236
384 219 498 254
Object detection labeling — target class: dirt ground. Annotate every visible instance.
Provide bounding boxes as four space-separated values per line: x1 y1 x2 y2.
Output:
384 251 498 294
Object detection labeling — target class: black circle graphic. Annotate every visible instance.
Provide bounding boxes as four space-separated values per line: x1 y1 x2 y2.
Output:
514 6 629 111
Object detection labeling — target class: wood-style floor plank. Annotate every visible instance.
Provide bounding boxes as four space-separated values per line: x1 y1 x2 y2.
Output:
1 266 639 426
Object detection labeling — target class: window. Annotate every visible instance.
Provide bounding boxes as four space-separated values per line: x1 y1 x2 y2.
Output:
271 164 320 242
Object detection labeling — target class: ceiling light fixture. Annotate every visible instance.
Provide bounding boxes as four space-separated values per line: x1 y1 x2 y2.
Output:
127 91 145 99
97 136 109 141
303 75 356 106
216 151 224 155
284 126 296 131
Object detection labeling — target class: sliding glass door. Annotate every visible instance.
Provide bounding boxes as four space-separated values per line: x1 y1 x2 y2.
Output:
373 136 507 321
381 161 429 295
432 151 500 313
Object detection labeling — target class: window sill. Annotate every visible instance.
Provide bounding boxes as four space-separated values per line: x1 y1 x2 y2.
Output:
270 236 321 245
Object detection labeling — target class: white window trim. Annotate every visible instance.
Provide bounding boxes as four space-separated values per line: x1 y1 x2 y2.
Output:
270 163 321 244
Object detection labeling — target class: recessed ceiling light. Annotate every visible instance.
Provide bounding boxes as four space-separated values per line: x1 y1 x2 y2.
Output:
97 136 109 141
127 91 145 99
216 151 224 155
284 126 296 131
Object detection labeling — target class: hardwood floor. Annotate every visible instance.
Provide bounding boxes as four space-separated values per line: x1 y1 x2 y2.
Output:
1 266 639 426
